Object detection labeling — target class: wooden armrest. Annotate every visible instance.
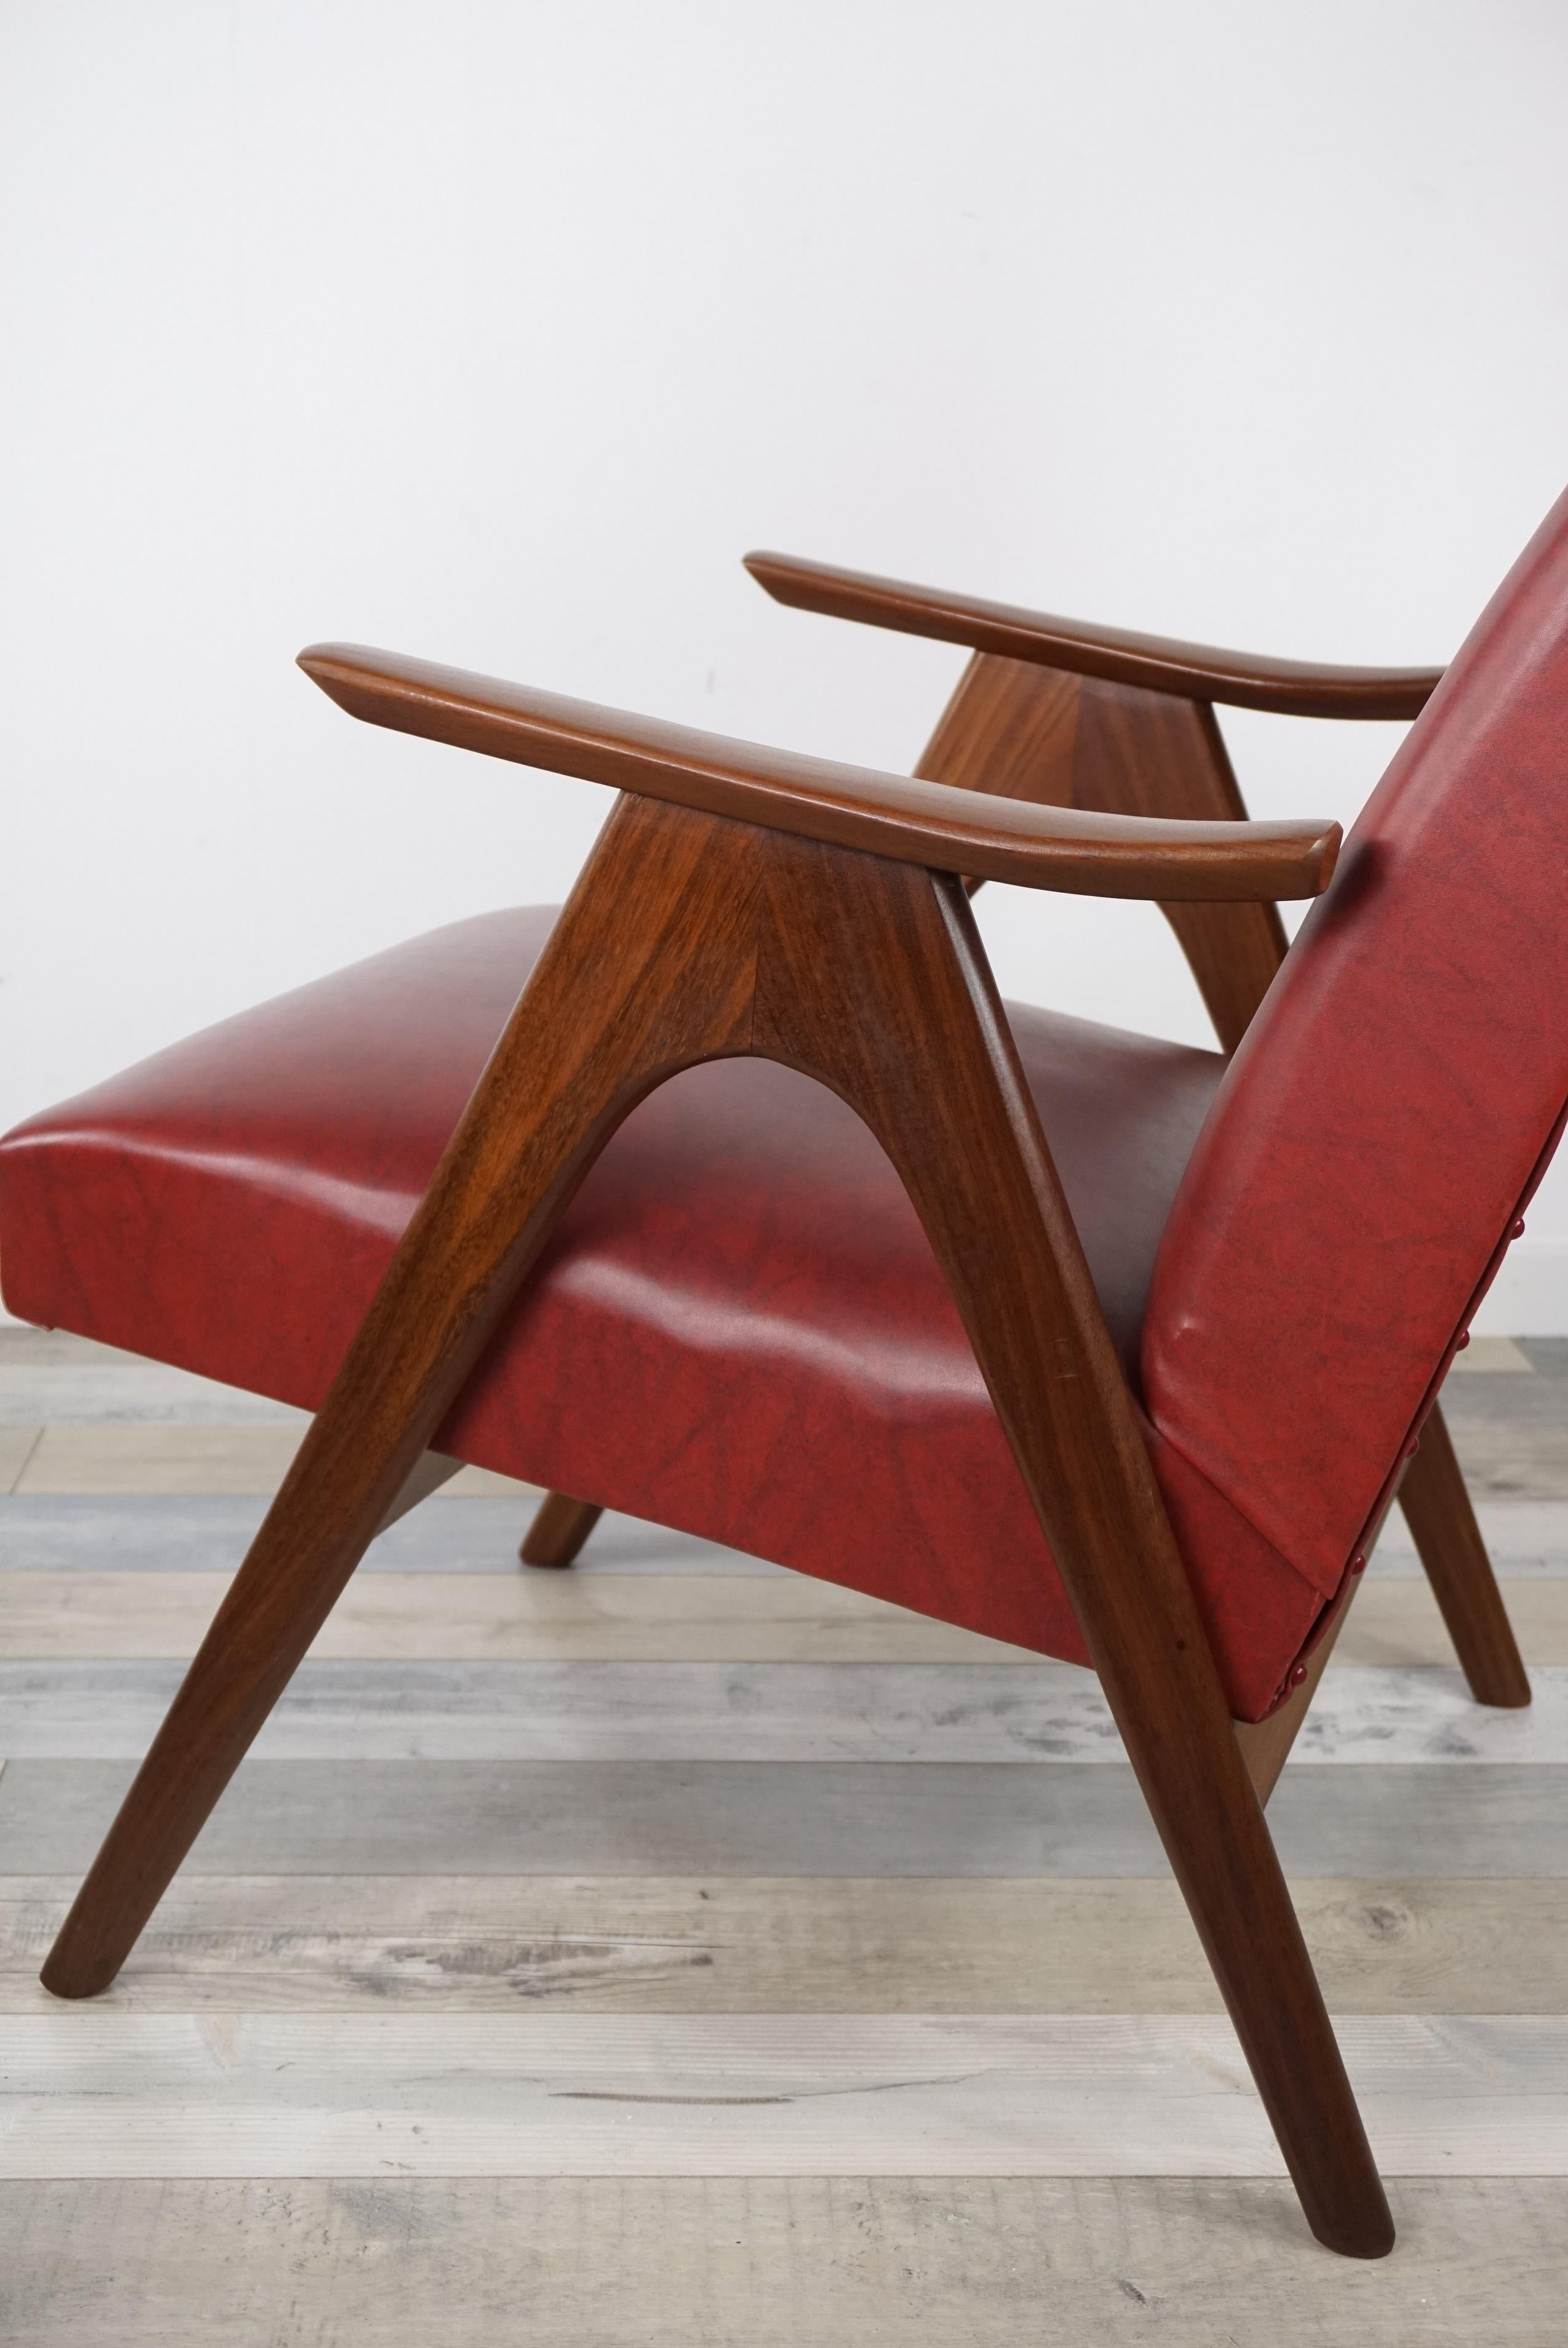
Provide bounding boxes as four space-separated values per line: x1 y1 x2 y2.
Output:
299 642 1339 901
744 551 1443 721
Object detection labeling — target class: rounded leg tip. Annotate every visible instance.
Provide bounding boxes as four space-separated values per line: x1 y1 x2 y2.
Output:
39 1960 116 2001
1310 2208 1396 2260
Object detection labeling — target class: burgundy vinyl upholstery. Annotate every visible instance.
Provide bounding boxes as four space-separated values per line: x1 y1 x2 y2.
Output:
1144 485 1568 1618
0 911 1326 1718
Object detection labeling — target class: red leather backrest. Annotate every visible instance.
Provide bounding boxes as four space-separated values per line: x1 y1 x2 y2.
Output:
1142 487 1568 1602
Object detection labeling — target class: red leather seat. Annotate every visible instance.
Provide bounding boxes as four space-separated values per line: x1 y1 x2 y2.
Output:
0 911 1326 1717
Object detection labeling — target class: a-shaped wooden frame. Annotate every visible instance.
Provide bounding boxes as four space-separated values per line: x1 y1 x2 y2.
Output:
41 607 1522 2264
527 556 1529 1717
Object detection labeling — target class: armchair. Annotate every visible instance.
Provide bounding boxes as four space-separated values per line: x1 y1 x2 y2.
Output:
6 489 1568 2264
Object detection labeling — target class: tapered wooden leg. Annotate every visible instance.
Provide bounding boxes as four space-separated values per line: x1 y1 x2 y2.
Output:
1398 1412 1531 1706
750 835 1392 2258
41 794 758 2000
520 1492 602 1567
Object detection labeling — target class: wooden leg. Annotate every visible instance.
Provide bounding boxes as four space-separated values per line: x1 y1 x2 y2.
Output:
751 835 1392 2259
40 793 758 2001
520 1492 602 1568
1398 1410 1531 1707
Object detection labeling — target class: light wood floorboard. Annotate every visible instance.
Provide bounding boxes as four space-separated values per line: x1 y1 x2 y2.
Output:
1371 1497 1568 1574
1445 1335 1534 1371
6 2010 1568 2177
11 1423 532 1497
0 1330 151 1366
0 1367 307 1428
9 1564 1568 1666
3 1656 1561 1762
6 1757 1567 1876
2 1332 1562 2336
4 1874 1566 2015
0 1428 41 1493
0 1570 1035 1662
12 1489 1568 1574
15 1424 309 1495
5 2174 1560 2347
0 1495 763 1573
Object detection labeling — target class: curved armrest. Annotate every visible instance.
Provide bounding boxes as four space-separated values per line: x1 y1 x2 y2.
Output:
299 642 1339 901
744 551 1442 721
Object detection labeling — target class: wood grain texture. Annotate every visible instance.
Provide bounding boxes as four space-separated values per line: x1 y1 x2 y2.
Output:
5 1875 1566 2015
6 1657 1562 1764
6 1423 533 1496
0 1570 1039 1661
0 1428 40 1492
1343 1576 1568 1659
13 1424 308 1495
0 2010 1558 2179
1436 1421 1568 1499
0 1496 762 1574
16 1759 1568 1878
915 650 1079 805
746 550 1443 717
11 1490 1568 1576
1447 1336 1534 1371
9 1561 1568 1660
915 653 1289 1048
301 643 1342 901
6 2176 1559 2348
0 1330 149 1365
0 1367 306 1428
1070 676 1289 1053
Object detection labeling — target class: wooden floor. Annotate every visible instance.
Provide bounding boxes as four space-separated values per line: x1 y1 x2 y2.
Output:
3 1326 1567 2342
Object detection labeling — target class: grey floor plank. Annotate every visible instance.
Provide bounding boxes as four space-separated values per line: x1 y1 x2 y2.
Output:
3 2174 1559 2347
0 1571 1033 1665
1373 1497 1568 1574
0 1495 779 1573
6 1874 1568 2015
20 1562 1568 1666
8 1759 1568 1876
0 1366 307 1428
1439 1380 1568 1499
4 1657 1564 1763
0 1330 149 1367
0 1429 41 1493
10 1491 1568 1575
6 2010 1568 2178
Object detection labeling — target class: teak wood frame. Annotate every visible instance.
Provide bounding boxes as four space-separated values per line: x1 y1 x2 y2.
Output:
44 618 1488 2262
525 597 1528 1719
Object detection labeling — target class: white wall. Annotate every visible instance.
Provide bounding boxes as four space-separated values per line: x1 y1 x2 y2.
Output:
2 0 1566 1322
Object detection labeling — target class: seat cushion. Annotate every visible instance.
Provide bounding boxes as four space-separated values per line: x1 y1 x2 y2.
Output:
0 905 1327 1717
